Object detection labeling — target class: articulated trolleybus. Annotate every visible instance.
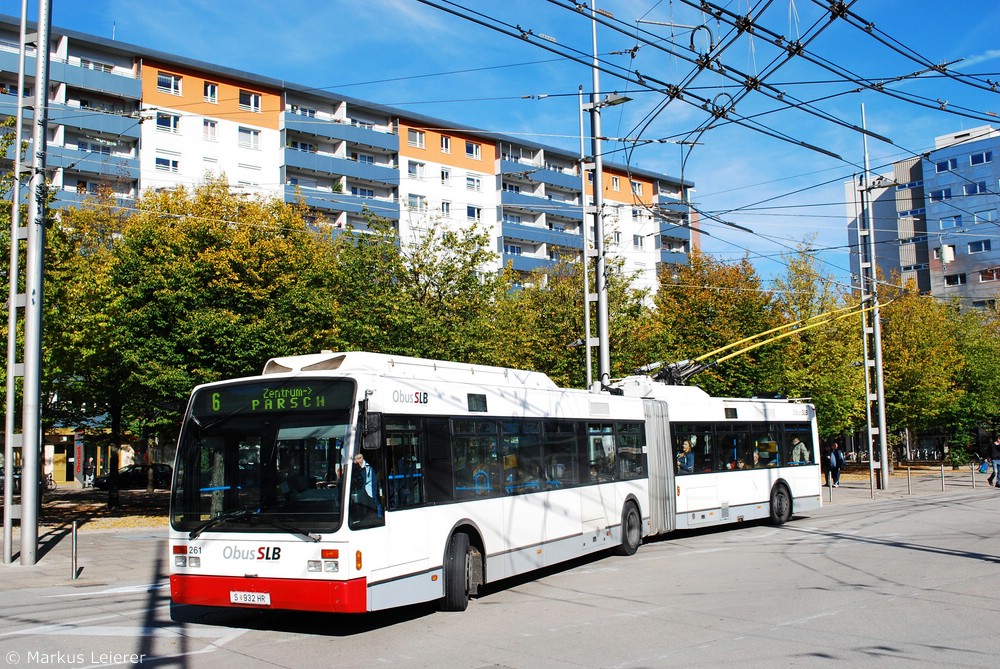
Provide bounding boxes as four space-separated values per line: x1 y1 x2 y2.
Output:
169 351 820 614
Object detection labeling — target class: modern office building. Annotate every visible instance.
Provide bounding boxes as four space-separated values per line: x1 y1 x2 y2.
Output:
0 14 695 294
847 125 1000 307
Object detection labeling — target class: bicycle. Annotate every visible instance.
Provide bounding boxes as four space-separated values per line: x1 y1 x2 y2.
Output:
44 472 56 491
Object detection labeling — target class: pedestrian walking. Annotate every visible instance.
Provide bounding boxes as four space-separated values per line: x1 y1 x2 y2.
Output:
989 436 1000 488
83 457 96 488
830 442 845 488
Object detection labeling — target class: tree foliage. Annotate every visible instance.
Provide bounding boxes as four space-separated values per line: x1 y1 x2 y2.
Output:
639 249 786 398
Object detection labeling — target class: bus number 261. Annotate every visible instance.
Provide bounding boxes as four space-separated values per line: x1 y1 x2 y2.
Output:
393 390 429 405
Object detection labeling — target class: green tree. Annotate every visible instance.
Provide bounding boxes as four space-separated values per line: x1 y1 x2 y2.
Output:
771 242 866 438
879 286 963 433
640 250 785 397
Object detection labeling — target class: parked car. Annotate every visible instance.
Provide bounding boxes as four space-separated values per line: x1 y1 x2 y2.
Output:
93 463 173 491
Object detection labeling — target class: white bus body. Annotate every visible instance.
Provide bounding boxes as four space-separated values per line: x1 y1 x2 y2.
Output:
169 352 821 614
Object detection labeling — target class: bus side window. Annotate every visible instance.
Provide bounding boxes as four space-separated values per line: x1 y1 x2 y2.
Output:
385 420 425 511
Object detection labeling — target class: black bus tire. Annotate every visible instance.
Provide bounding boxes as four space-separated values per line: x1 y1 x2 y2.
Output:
442 532 471 612
614 502 641 556
769 483 792 525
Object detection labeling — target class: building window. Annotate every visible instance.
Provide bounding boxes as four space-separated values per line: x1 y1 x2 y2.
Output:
441 136 451 153
467 206 482 221
351 152 375 164
980 268 1000 283
407 161 425 179
287 140 317 153
935 158 957 173
502 182 520 193
80 58 113 73
929 188 952 201
155 156 179 172
940 215 962 229
351 187 375 198
157 72 182 95
466 141 481 160
504 243 523 256
407 129 425 148
944 273 967 286
407 194 427 212
289 104 317 117
155 112 179 133
969 240 991 254
440 168 451 186
239 90 262 112
933 245 955 261
612 176 620 191
964 181 987 196
973 299 997 308
503 213 522 225
633 235 644 249
203 119 217 141
466 176 482 192
631 180 643 196
975 209 998 224
203 82 218 103
441 201 451 218
971 150 993 166
238 127 261 150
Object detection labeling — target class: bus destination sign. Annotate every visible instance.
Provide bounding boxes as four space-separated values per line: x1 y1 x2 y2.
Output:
193 380 354 417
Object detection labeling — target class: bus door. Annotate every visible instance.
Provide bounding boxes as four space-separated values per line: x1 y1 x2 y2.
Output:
672 423 719 526
581 423 616 548
380 418 428 572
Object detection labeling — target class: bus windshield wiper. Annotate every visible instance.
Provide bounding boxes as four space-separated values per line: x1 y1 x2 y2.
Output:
188 507 253 539
249 514 321 542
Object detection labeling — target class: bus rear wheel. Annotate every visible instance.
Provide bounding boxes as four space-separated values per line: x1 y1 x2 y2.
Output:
769 483 792 525
442 532 472 611
614 502 641 556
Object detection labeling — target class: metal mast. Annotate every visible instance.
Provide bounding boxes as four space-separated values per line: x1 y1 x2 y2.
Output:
857 104 889 491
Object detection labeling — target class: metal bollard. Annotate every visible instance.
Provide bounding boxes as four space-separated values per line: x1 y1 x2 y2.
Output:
940 464 945 492
907 467 911 495
71 520 78 580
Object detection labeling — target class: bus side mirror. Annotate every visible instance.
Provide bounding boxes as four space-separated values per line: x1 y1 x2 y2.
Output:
358 399 382 450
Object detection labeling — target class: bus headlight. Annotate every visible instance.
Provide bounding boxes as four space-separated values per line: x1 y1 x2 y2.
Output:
307 560 322 572
323 560 339 573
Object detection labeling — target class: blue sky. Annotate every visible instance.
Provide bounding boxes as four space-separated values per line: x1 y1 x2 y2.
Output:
10 0 1000 287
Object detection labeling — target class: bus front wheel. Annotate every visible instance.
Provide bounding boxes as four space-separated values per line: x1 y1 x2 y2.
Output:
442 532 472 611
614 502 641 556
769 483 792 525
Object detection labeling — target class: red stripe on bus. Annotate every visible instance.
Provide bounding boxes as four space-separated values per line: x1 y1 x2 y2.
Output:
170 574 368 613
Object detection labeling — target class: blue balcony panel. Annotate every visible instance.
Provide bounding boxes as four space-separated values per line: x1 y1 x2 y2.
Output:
52 190 135 210
49 102 141 139
501 190 583 221
504 254 555 273
47 145 139 179
503 221 583 250
285 150 397 184
658 249 689 265
284 115 399 152
500 159 579 190
284 185 399 220
0 52 142 99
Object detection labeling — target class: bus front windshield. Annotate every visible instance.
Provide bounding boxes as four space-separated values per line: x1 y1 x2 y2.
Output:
170 379 356 535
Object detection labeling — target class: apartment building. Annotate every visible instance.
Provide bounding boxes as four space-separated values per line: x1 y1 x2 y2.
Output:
0 14 694 290
848 125 1000 307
